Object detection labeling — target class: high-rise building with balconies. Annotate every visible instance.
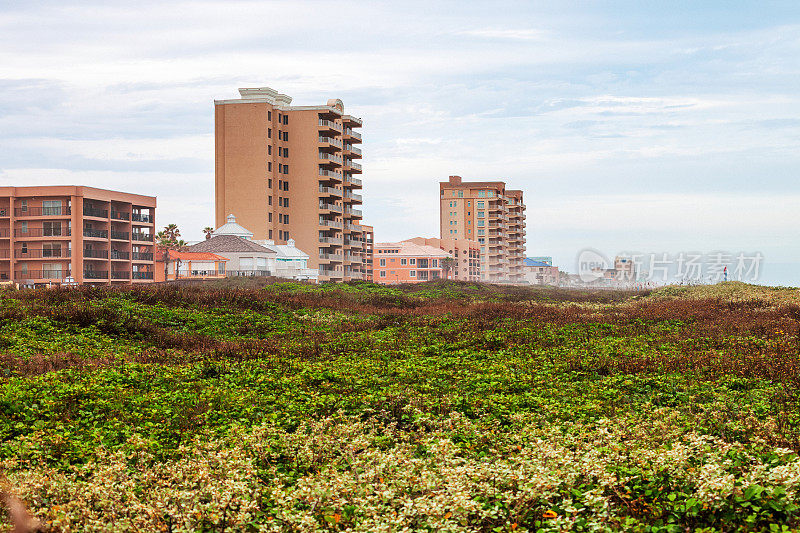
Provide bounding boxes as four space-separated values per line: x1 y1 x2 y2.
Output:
439 176 526 283
0 186 156 286
214 87 367 282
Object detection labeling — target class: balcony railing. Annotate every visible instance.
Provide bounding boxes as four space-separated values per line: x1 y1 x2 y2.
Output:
14 207 71 217
344 192 363 202
110 250 130 259
15 228 71 237
344 208 363 217
319 220 343 229
83 207 108 218
111 211 130 220
318 119 342 131
318 237 341 245
318 136 343 148
84 270 109 280
132 271 154 280
345 145 362 156
110 231 129 240
318 253 343 261
344 128 362 140
345 177 363 187
177 270 225 278
83 229 108 239
318 185 342 197
131 213 153 223
84 249 109 259
15 269 70 280
318 152 343 164
319 169 342 179
319 203 342 213
15 249 71 259
132 232 153 242
346 161 362 171
131 252 153 261
111 271 131 280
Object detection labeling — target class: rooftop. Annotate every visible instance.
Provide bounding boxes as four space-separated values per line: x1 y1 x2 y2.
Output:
187 234 277 254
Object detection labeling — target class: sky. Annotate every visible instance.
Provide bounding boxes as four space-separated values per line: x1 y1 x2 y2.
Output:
1 0 798 285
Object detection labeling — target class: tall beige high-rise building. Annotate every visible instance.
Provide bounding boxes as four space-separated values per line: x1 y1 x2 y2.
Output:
215 87 368 282
439 176 526 283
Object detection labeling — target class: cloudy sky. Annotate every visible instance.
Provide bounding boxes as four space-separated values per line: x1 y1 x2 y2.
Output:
1 0 798 284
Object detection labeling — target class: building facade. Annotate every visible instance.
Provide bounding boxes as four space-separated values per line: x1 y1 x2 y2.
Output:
361 224 374 282
155 250 228 282
372 241 450 284
214 87 368 283
404 237 481 281
439 176 526 283
0 186 156 286
523 258 560 285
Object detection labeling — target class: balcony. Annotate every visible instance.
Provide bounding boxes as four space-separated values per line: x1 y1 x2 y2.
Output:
344 145 362 157
343 128 362 142
131 252 154 261
318 185 343 198
15 228 72 238
318 236 341 245
83 270 109 280
344 207 362 217
132 271 154 280
0 208 8 217
344 176 363 188
84 249 109 259
111 210 130 221
319 220 343 229
318 136 343 149
132 232 153 242
83 207 108 218
15 269 70 280
83 229 108 239
342 115 363 127
318 119 342 133
131 213 153 223
319 202 342 213
318 152 343 166
345 161 362 172
318 253 343 261
111 271 131 280
110 250 130 260
110 230 129 240
319 169 343 182
343 192 362 202
15 249 71 259
14 207 71 217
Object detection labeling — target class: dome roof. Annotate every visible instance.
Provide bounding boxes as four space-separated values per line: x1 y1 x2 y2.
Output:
212 214 254 240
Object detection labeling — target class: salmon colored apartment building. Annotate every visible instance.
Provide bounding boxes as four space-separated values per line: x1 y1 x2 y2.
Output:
361 224 374 281
372 241 450 284
214 87 369 282
439 176 526 283
0 186 156 286
404 237 481 281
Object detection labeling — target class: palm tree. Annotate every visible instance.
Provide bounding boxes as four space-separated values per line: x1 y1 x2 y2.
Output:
156 224 184 281
203 226 214 240
441 257 457 279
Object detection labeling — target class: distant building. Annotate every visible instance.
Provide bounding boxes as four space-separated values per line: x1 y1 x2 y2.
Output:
0 185 156 286
155 250 228 282
404 237 481 281
439 176 526 283
373 241 451 284
523 258 560 286
263 239 317 282
361 224 374 281
214 87 368 282
186 235 276 277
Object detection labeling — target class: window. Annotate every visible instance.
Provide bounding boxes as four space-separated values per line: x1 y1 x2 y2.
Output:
380 258 386 266
452 191 456 197
268 111 272 120
268 128 272 138
278 214 283 223
478 191 486 198
432 259 438 267
20 200 27 212
478 211 484 218
458 191 463 197
283 148 289 157
283 114 288 125
43 200 61 215
284 198 289 207
268 213 272 222
283 181 289 191
268 178 272 188
478 230 485 236
268 196 272 206
269 229 273 239
410 258 416 265
380 271 386 278
467 201 471 206
278 179 282 189
477 201 484 208
401 258 407 265
488 191 494 197
410 271 416 277
20 242 28 253
268 145 272 155
268 162 272 172
284 214 289 224
477 220 484 226
283 164 289 174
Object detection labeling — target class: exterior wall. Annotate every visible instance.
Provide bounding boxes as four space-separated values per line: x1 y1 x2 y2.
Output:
524 265 559 285
217 251 276 274
214 88 367 283
405 237 481 281
0 186 156 286
372 244 449 284
439 176 526 283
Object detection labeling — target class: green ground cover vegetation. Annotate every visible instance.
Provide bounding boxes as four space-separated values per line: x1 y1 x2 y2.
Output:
0 280 799 532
